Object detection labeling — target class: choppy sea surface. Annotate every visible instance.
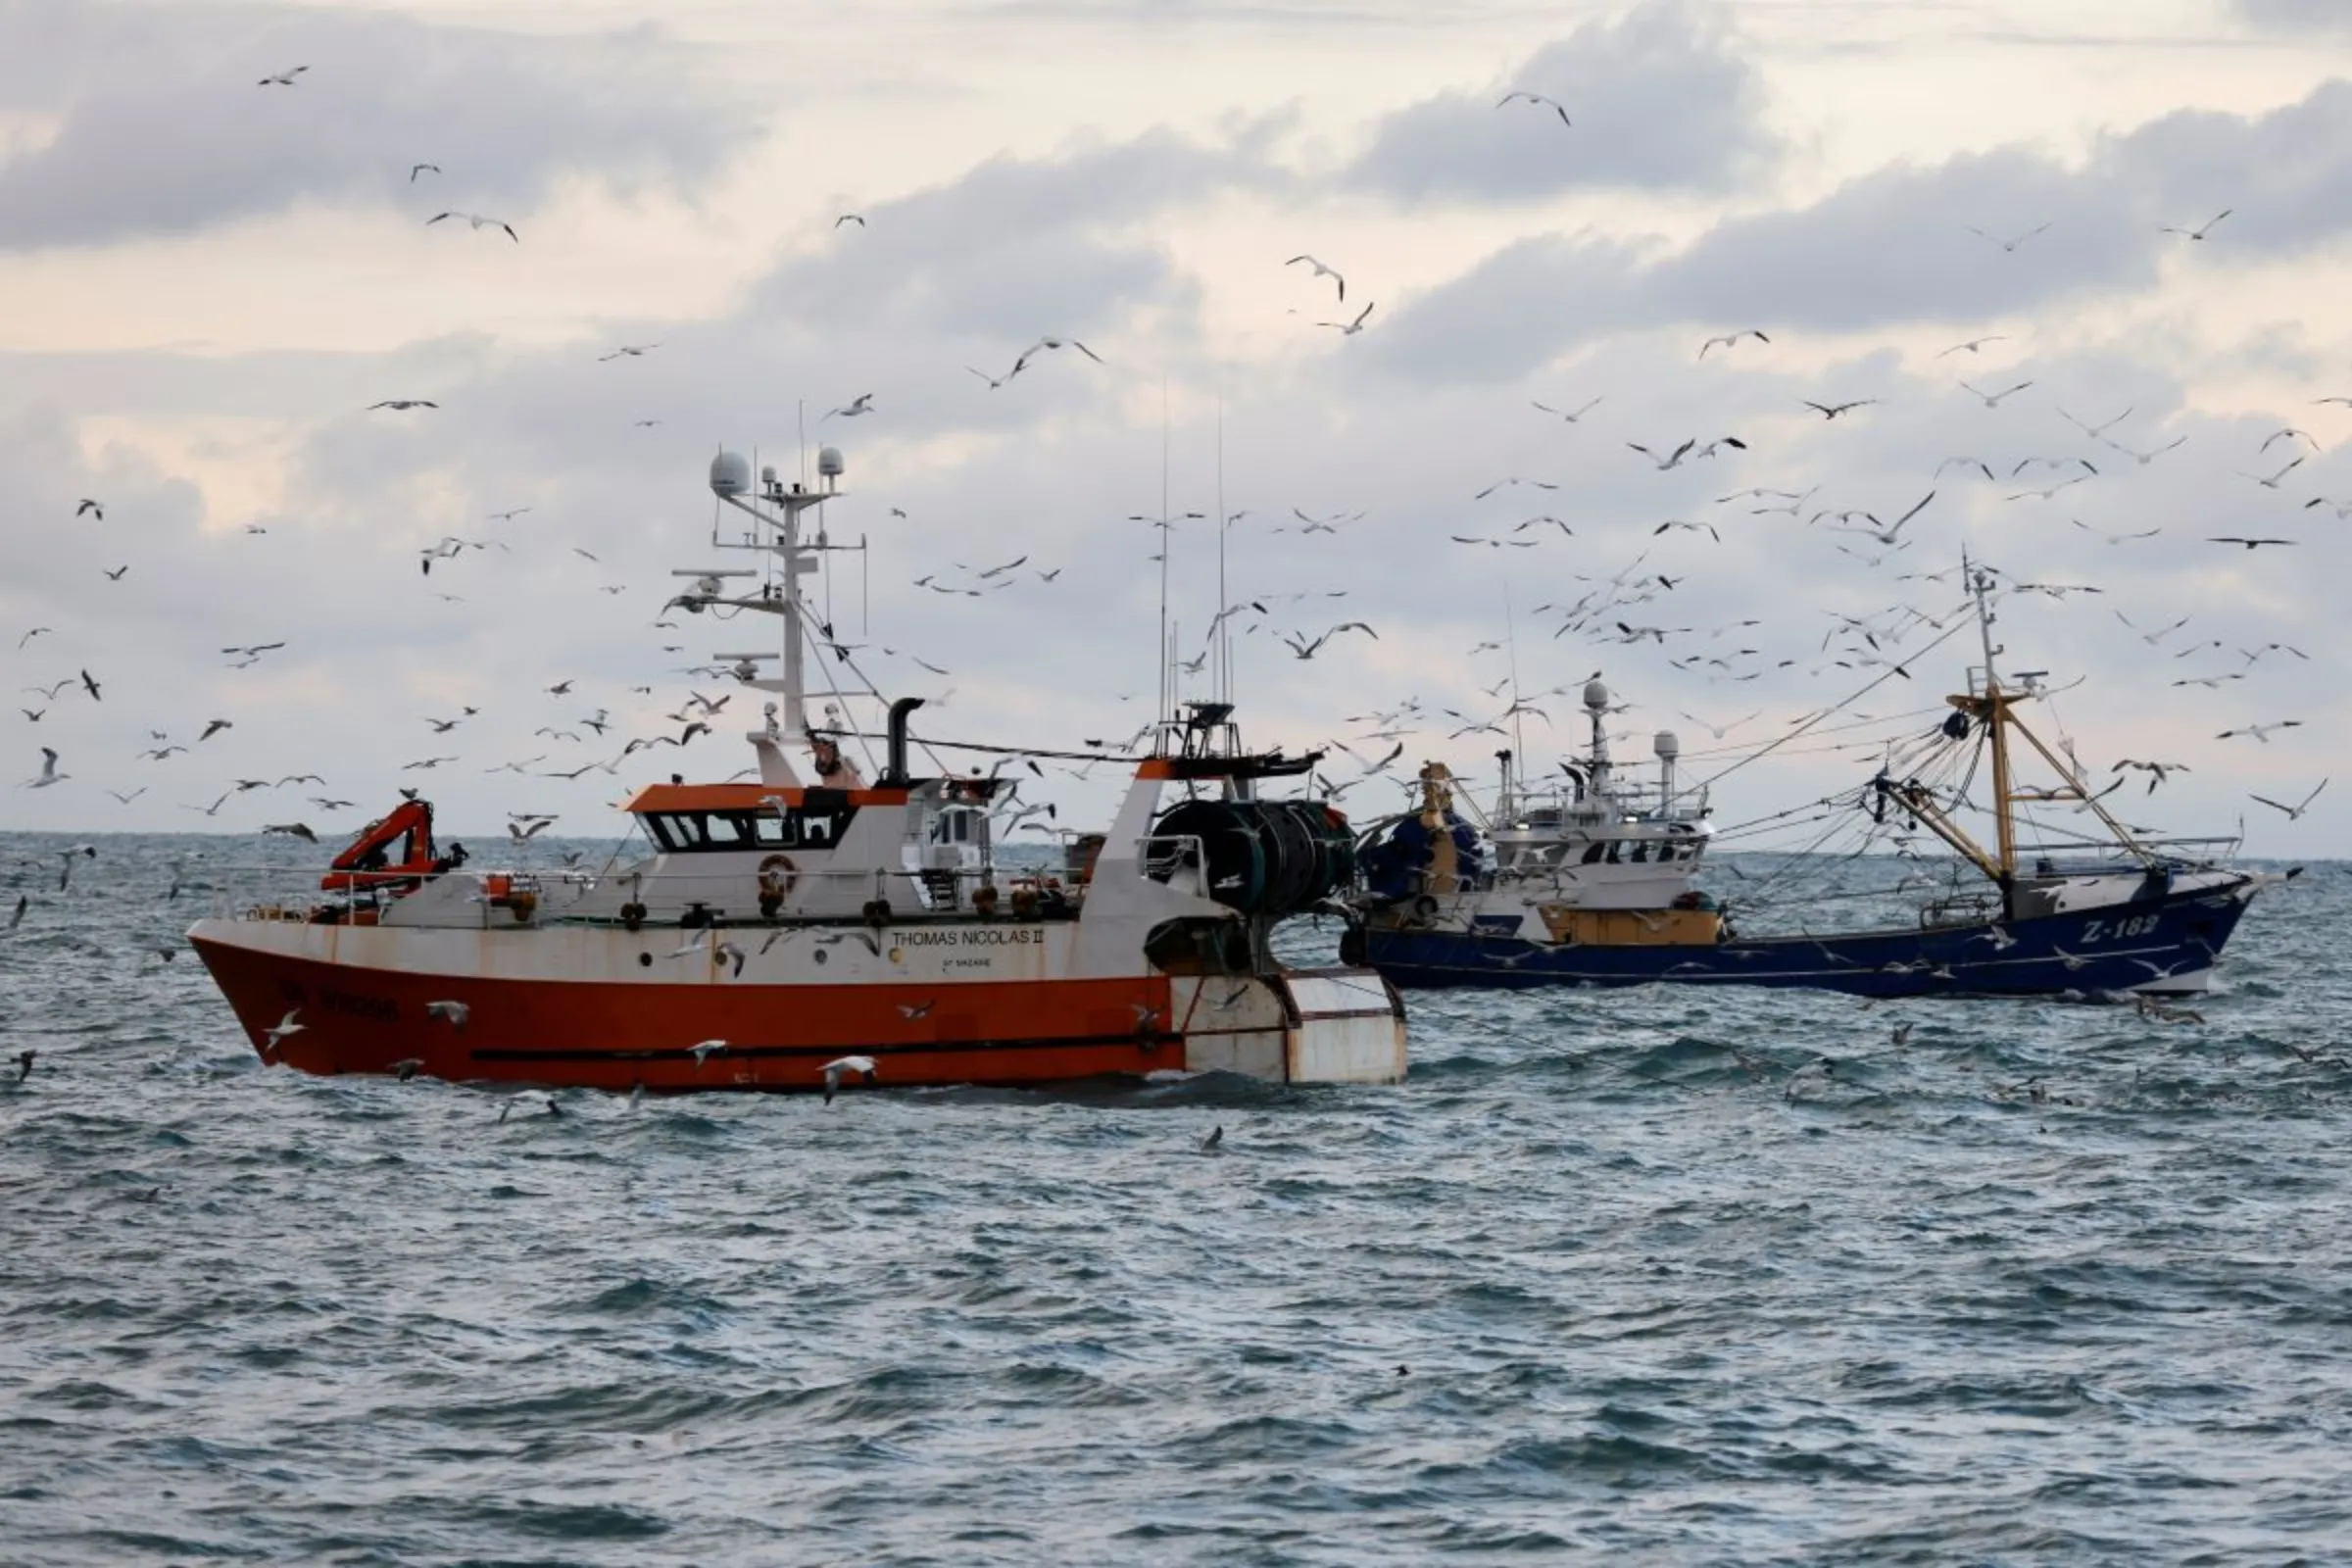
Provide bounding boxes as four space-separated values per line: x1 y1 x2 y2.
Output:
4 832 2350 1565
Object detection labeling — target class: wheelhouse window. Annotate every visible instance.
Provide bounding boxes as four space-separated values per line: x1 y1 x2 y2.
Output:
646 803 857 853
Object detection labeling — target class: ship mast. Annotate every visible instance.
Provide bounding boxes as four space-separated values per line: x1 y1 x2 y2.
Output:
686 446 867 784
1969 555 2019 880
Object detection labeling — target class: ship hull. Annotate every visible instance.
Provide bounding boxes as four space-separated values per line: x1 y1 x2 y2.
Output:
1355 878 2265 999
190 920 1406 1092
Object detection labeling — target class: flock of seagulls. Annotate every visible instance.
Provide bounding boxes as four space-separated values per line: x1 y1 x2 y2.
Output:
9 65 2342 1044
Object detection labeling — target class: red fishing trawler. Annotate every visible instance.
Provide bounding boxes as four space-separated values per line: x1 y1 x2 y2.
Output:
188 447 1406 1095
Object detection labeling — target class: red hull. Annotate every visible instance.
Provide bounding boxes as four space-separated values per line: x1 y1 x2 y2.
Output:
192 935 1182 1094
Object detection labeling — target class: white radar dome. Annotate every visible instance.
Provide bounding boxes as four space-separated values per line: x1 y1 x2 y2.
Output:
1583 679 1611 710
816 445 846 478
1653 730 1680 759
709 450 752 498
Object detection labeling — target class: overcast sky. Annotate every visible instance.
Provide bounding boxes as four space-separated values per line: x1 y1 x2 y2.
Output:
4 0 2350 867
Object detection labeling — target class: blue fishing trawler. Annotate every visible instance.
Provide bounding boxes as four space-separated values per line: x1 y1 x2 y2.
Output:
1341 564 2289 999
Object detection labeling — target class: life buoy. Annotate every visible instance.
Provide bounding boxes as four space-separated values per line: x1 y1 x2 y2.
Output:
758 855 798 898
1410 894 1440 921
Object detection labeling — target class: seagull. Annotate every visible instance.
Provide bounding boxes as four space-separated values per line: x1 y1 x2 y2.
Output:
262 1008 305 1057
2251 778 2328 820
367 400 437 412
2206 536 2296 550
597 343 661 362
820 1054 879 1104
389 1058 425 1082
1698 330 1769 358
1318 302 1374 336
1935 335 2008 358
1960 379 2034 408
23 747 64 789
898 1000 935 1019
262 823 318 843
2070 517 2159 546
426 212 518 241
2005 475 2089 503
1966 221 2050 252
824 393 875 420
2103 434 2188 466
408 162 440 181
1495 90 1571 125
688 1039 728 1065
1008 336 1103 377
2237 456 2306 489
2058 405 2133 439
964 366 1010 389
834 213 865 227
1281 622 1377 660
1935 457 1998 481
258 66 308 86
12 1050 30 1081
1285 255 1345 301
199 719 232 742
2262 427 2321 454
2160 209 2231 240
1802 399 1874 419
1198 1124 1224 1152
78 669 101 702
424 1000 470 1031
2218 720 2303 744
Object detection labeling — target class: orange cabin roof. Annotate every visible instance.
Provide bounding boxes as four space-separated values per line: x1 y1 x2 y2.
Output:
622 782 911 813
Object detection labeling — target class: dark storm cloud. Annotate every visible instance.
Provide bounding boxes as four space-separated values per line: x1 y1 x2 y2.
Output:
1371 77 2352 384
0 1 758 249
1343 0 1777 203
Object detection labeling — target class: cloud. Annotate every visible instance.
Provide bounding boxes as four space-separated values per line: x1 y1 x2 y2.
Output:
2233 0 2352 35
746 127 1282 345
0 1 760 250
1343 0 1777 203
1369 77 2352 384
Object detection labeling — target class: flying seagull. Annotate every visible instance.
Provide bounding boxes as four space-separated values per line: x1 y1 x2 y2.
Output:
1285 255 1345 301
1532 396 1603 422
1495 90 1571 125
258 66 308 86
598 343 661 362
368 400 438 411
1009 336 1103 377
1935 335 2008 358
1318 302 1375 336
1960 379 2034 408
2250 778 2328 820
2160 209 2231 241
408 163 439 182
1966 221 2050 252
824 393 875 420
820 1054 879 1104
834 213 865 227
1699 330 1769 359
23 747 65 789
425 212 518 242
2218 720 2303 744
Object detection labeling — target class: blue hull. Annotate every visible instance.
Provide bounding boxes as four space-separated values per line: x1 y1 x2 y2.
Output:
1358 881 2260 999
